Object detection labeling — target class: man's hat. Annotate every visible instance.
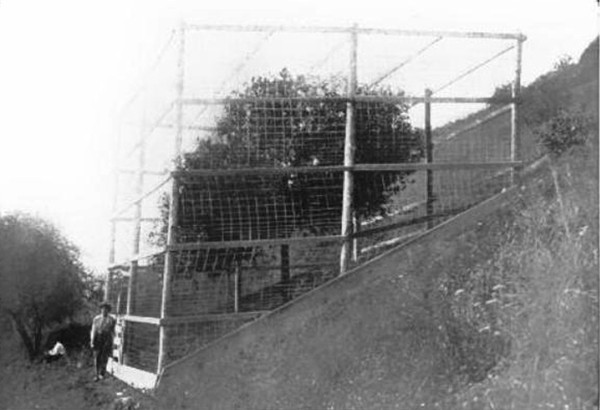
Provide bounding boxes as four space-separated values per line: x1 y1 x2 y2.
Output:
99 302 112 311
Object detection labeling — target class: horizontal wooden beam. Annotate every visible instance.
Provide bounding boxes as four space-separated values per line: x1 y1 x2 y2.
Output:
184 23 525 40
168 235 344 251
108 249 166 270
360 229 424 254
118 169 169 176
155 123 218 132
108 252 336 271
119 312 267 326
175 161 521 178
242 263 338 271
359 27 526 41
353 161 521 172
181 95 515 106
121 315 161 326
111 217 162 223
353 207 467 239
174 164 342 178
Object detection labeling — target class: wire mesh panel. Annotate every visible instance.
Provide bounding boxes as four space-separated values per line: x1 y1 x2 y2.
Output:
177 171 344 242
168 239 340 316
107 267 130 315
130 254 165 318
433 103 512 163
164 316 257 365
122 321 160 373
351 165 512 264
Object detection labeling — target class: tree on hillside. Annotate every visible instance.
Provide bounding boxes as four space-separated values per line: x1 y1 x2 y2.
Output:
153 69 423 249
0 213 89 360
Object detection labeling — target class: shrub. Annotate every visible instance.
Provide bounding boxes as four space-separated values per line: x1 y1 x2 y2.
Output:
0 213 89 360
535 111 592 157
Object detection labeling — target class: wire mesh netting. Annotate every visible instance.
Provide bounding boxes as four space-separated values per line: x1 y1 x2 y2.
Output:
122 321 160 373
352 167 512 263
168 242 339 315
165 317 256 364
109 25 523 377
177 171 344 242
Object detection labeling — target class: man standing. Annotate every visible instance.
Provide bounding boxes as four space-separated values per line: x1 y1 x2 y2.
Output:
90 302 116 381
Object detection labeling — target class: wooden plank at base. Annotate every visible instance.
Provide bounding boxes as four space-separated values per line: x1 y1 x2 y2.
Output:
108 360 157 390
122 314 161 325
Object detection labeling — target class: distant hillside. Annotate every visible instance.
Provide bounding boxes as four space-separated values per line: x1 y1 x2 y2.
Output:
434 36 599 163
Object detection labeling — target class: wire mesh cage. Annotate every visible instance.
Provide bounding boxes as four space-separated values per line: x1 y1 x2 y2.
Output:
108 23 524 383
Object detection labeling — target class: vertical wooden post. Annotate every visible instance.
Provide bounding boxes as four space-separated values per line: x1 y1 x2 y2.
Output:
158 23 185 374
352 212 359 262
340 23 358 275
116 289 122 315
107 218 116 263
127 106 146 317
107 122 122 303
281 244 290 301
233 264 241 313
107 217 116 298
125 264 136 316
424 88 434 229
157 176 179 373
510 37 523 185
174 22 186 165
105 251 113 305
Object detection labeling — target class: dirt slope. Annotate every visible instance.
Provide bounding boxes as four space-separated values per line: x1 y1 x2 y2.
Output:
155 179 531 410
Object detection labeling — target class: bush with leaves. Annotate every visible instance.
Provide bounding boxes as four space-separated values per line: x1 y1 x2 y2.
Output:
0 213 89 360
535 111 592 157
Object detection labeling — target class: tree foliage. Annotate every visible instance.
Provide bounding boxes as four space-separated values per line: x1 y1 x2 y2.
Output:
0 213 89 360
162 69 423 247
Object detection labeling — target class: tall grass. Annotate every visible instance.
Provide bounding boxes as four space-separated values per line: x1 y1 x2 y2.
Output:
431 145 598 409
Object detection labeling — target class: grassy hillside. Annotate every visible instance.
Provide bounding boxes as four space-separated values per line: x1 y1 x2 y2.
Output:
434 146 598 408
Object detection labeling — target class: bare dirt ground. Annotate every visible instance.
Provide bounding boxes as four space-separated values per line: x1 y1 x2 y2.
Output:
0 340 156 410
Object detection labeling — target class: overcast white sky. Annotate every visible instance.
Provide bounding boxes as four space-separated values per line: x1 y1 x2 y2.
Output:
0 0 597 273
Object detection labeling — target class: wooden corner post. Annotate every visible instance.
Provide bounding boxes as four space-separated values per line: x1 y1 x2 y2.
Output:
107 120 123 304
510 36 523 184
174 22 186 166
158 22 186 374
127 107 146 318
425 88 434 228
340 24 358 275
157 175 179 373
